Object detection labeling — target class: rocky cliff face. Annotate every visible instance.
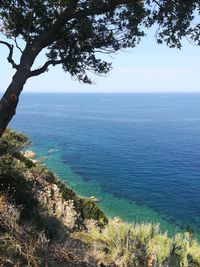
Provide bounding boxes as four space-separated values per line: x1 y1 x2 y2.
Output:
0 129 109 266
24 163 107 233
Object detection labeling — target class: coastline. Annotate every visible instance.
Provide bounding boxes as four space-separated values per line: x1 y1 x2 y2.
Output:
30 146 187 237
10 92 200 238
2 129 200 266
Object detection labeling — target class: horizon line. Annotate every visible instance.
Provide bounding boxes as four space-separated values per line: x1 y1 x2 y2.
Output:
1 91 200 94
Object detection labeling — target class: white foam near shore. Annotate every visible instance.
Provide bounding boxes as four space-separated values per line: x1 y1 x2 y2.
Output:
47 148 59 154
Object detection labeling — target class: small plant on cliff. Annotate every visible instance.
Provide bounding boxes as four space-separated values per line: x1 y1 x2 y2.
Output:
0 129 29 156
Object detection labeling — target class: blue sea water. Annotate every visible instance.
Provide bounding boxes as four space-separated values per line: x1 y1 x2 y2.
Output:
10 93 200 234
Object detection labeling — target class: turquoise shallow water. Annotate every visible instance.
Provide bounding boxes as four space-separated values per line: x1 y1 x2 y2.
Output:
33 144 182 236
10 93 200 236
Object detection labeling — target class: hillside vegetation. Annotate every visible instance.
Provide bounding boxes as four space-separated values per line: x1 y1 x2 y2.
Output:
0 129 200 267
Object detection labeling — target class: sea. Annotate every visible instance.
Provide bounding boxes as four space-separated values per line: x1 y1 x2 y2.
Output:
9 93 200 236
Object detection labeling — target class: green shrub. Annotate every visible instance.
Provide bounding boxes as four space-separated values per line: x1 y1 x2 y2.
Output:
77 199 108 226
77 221 200 267
0 129 30 156
58 182 77 201
147 234 172 266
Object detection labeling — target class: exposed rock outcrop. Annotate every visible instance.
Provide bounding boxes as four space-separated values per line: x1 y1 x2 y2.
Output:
0 144 109 266
24 162 108 233
24 150 36 159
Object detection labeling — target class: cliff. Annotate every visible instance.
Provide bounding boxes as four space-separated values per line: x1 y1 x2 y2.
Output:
0 129 108 266
1 129 200 267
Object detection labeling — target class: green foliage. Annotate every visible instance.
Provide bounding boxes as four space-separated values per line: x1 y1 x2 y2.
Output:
147 0 200 48
58 182 77 201
0 0 149 83
0 129 38 221
0 130 53 223
77 198 108 226
18 154 34 168
1 1 199 85
77 221 200 267
58 182 108 226
147 234 172 266
169 232 200 267
0 128 30 156
0 156 39 221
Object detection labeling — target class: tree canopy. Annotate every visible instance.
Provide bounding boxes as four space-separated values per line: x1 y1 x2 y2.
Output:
0 0 149 83
0 0 199 136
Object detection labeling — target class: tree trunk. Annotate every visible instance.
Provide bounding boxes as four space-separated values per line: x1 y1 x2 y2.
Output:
0 5 76 138
0 68 29 137
0 44 41 138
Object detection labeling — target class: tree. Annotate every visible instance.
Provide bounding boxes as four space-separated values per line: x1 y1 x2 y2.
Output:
0 0 199 137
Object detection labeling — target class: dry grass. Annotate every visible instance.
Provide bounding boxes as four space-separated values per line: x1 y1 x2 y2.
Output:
0 194 21 232
0 192 98 266
0 193 45 266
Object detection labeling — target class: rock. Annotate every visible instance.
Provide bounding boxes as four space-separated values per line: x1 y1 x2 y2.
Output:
24 150 36 159
30 159 38 164
113 216 122 224
89 196 99 202
85 219 100 231
23 161 108 231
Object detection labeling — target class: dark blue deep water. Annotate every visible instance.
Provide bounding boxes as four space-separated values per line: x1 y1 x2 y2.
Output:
10 93 200 233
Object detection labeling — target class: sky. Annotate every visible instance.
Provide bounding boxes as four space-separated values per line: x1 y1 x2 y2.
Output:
0 29 199 94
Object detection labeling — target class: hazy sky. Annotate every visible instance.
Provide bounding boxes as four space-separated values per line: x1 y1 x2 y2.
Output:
0 29 199 93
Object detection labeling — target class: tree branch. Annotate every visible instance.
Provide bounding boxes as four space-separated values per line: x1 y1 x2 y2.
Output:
11 1 140 78
33 0 132 49
29 59 64 77
0 41 19 70
78 0 131 17
152 0 161 8
14 37 23 53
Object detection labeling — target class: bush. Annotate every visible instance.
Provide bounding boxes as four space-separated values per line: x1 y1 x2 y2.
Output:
0 129 30 156
77 199 108 226
77 221 200 267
